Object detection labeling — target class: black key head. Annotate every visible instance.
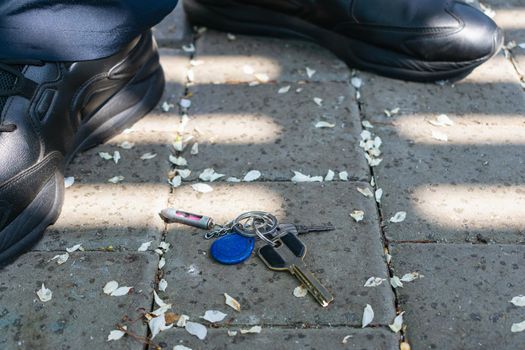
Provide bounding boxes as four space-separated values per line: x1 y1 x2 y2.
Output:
257 232 307 271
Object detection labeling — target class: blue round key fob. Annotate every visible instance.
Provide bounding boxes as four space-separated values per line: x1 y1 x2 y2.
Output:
210 233 255 265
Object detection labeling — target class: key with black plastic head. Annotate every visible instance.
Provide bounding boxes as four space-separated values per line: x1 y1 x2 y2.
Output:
257 232 334 307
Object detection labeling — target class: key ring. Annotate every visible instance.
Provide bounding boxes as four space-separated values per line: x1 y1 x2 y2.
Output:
233 211 278 238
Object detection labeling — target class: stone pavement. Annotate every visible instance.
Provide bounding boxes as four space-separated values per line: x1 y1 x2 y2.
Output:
1 2 525 350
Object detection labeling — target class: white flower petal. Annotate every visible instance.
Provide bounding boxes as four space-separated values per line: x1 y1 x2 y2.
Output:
177 169 192 179
357 187 373 198
431 130 448 142
324 169 335 181
243 170 261 182
110 286 132 296
185 321 207 340
339 171 349 181
240 326 262 334
159 257 166 269
201 310 228 323
361 120 374 129
375 189 383 203
108 175 124 183
429 114 454 127
113 151 121 164
107 328 127 341
362 304 374 328
99 152 113 160
191 143 199 155
306 67 316 78
37 283 52 302
400 272 424 282
313 97 323 106
199 168 225 182
159 279 168 292
293 285 308 298
511 320 525 332
224 293 241 312
278 86 291 94
64 177 75 189
140 152 157 160
315 121 336 128
254 73 270 83
169 175 182 188
103 281 119 295
291 171 323 183
177 314 190 327
50 252 69 265
180 99 192 109
169 155 188 166
510 295 525 307
364 277 386 287
389 211 407 223
390 276 404 289
119 141 135 149
389 312 405 333
228 330 238 337
149 314 173 339
138 241 152 252
226 177 241 183
66 244 83 253
350 210 364 222
174 345 192 350
191 183 213 193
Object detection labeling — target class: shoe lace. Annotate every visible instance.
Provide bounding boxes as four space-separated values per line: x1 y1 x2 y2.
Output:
0 62 24 133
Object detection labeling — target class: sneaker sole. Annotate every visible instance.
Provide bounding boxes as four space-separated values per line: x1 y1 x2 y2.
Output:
0 51 165 267
183 0 503 82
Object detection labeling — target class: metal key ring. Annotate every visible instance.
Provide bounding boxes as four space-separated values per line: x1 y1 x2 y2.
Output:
233 211 278 238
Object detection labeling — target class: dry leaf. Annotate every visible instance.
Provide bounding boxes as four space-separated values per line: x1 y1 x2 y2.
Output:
389 312 404 333
362 304 374 328
64 177 75 188
37 283 52 302
293 285 308 298
191 183 213 193
315 121 336 128
389 211 407 223
201 310 227 323
185 322 207 340
243 170 261 182
510 295 525 307
240 326 262 334
350 210 364 222
224 293 241 312
364 277 386 287
324 169 335 181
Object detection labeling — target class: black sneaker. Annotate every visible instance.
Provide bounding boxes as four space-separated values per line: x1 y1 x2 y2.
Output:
0 31 164 266
183 0 503 82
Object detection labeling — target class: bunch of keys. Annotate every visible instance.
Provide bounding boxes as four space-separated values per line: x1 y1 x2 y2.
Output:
160 208 335 307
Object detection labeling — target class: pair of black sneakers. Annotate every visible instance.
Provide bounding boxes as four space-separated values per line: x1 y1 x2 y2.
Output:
0 0 503 265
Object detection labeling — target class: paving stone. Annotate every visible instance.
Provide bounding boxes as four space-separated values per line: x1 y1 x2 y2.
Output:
192 30 350 84
153 2 193 47
180 82 368 181
390 243 525 350
34 183 168 251
357 54 525 243
160 182 395 326
154 327 399 350
0 252 157 350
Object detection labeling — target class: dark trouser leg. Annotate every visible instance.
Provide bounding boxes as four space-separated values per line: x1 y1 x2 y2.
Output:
0 0 178 61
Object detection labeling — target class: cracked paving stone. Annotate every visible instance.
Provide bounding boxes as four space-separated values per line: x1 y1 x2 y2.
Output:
0 252 157 350
154 328 399 350
159 182 395 326
357 54 525 244
179 82 368 181
192 30 350 84
391 243 525 350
